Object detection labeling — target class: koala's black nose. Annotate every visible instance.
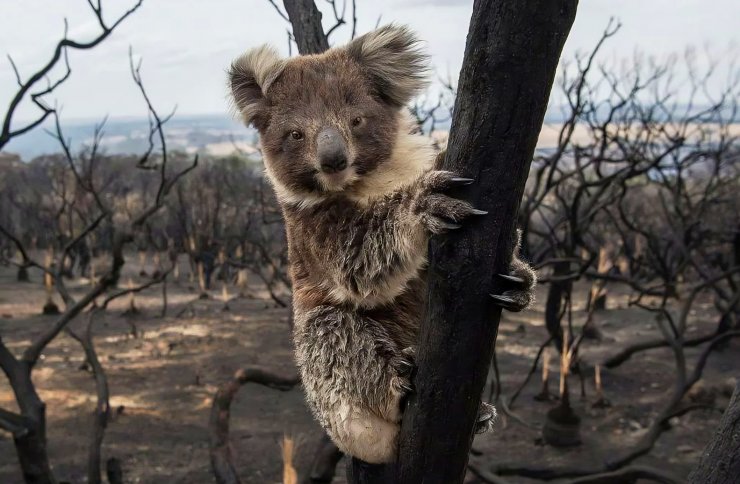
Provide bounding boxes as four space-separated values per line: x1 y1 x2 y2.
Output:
320 154 347 174
317 127 348 174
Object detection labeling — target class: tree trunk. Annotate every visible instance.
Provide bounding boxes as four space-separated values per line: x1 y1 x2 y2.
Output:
283 0 330 54
395 1 577 481
17 266 29 282
545 260 571 352
8 363 55 484
689 382 740 483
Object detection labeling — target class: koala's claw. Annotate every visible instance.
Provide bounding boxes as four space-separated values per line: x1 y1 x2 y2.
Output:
414 171 487 234
498 273 525 284
396 346 417 392
397 358 415 373
439 221 462 231
399 380 414 393
491 256 537 312
449 177 474 186
491 293 523 312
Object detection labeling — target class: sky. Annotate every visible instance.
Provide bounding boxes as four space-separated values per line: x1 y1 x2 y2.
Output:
1 0 738 122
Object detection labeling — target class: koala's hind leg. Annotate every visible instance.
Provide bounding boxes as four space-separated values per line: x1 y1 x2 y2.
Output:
293 306 412 464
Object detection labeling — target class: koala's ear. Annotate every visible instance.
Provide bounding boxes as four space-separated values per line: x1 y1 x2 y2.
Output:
228 45 286 128
346 24 430 107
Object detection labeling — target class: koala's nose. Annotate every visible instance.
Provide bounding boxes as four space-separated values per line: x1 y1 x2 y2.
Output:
317 127 348 174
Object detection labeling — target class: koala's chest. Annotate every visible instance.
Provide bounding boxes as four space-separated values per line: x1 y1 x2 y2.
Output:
286 207 426 310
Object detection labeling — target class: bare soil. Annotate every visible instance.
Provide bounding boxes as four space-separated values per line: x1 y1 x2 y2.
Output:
0 258 736 483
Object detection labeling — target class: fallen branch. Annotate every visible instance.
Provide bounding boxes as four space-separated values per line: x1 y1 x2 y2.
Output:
568 465 683 484
470 458 682 484
209 367 299 484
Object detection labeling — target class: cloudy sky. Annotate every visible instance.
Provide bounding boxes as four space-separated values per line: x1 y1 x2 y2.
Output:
1 0 737 121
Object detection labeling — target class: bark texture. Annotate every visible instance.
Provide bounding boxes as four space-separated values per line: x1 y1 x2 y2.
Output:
283 0 330 54
689 382 740 484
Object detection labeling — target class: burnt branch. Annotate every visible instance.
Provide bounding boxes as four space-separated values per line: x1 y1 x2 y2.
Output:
282 0 330 54
209 368 299 484
0 0 143 150
66 311 110 484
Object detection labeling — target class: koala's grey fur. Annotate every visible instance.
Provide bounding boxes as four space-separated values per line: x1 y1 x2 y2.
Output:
229 24 536 463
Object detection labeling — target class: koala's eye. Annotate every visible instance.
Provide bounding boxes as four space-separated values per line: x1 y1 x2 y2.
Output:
290 130 303 140
351 116 363 127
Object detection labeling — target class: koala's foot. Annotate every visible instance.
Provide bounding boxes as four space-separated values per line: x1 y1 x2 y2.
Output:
413 170 486 234
391 346 417 398
491 231 537 312
396 346 417 412
491 269 536 312
475 401 497 434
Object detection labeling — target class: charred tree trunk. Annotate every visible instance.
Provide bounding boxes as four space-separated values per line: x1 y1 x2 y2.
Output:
17 266 29 282
689 383 740 483
395 1 576 481
283 0 330 54
4 360 55 484
545 260 571 352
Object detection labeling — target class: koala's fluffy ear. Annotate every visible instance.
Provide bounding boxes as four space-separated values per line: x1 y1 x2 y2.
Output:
228 45 286 128
346 24 430 107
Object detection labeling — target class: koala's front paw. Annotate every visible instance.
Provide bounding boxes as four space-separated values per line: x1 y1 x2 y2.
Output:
413 170 486 234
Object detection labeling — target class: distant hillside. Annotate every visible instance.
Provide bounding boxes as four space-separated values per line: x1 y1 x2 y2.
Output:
2 114 259 161
3 105 732 161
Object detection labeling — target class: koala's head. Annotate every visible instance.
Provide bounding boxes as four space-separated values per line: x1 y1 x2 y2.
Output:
229 25 429 197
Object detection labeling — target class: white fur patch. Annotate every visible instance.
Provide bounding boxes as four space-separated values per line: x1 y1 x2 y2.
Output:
331 403 400 464
348 112 435 205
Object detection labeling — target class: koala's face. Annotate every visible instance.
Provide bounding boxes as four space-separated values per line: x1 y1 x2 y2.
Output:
229 25 428 197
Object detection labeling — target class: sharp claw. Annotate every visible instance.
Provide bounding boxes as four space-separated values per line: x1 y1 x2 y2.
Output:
491 294 516 304
440 221 462 230
398 359 414 369
449 177 474 186
490 294 520 310
498 273 525 283
471 209 488 215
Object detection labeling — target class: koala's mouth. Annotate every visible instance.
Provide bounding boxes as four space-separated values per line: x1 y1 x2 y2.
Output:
316 163 358 192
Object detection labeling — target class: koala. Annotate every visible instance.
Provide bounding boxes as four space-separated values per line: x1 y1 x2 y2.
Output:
229 25 536 464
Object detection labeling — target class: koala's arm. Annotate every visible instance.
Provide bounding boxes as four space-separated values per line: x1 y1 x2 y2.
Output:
321 170 483 303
